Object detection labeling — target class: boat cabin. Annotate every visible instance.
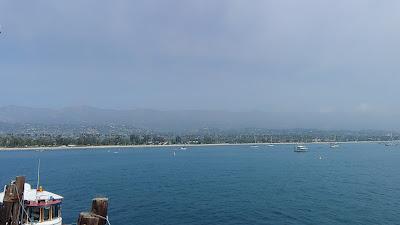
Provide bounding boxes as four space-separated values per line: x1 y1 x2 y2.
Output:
0 183 63 225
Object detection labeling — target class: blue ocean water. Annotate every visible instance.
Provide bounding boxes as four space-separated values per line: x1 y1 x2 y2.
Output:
1 143 400 225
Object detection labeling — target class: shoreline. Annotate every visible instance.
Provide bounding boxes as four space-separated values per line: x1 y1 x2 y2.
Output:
0 141 386 151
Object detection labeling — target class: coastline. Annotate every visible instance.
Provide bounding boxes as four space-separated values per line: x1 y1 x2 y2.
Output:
0 141 385 151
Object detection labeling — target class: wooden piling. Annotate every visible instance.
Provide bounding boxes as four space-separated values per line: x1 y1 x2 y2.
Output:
77 197 109 225
11 176 25 225
0 176 25 225
14 176 25 198
2 185 16 225
0 204 4 225
91 198 109 225
77 212 100 225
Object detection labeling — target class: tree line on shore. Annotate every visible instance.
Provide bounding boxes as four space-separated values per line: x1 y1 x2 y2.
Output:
0 132 395 148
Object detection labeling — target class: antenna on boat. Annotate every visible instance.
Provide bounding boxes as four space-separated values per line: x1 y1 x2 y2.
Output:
36 159 41 190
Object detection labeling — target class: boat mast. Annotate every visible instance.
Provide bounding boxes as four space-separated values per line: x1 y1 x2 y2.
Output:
36 159 41 190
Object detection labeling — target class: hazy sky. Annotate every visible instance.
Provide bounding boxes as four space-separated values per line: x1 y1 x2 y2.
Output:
1 0 400 114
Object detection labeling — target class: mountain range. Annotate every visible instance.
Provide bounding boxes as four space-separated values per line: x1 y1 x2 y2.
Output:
0 105 397 131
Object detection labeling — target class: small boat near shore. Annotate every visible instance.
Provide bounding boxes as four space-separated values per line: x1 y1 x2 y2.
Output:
385 132 395 146
330 136 339 148
385 142 394 147
267 136 274 147
330 143 339 148
294 145 308 152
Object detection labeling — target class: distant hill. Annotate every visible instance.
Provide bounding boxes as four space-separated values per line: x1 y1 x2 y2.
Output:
0 105 398 131
0 106 278 131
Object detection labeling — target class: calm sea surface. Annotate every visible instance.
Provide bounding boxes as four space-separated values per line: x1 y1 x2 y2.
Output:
1 143 400 225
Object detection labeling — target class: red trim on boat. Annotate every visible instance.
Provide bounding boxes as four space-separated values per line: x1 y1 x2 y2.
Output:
26 200 62 207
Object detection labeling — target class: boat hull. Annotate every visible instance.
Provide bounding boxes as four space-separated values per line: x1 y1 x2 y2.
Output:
294 149 308 152
24 218 62 225
295 145 308 152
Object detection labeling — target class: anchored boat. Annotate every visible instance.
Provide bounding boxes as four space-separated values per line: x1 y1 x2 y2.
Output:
294 145 308 152
330 143 339 148
0 183 63 225
330 135 340 148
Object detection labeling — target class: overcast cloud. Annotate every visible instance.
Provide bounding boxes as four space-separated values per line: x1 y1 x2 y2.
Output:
1 0 400 119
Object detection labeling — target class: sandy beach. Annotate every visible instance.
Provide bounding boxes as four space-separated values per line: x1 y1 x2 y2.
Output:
0 141 384 151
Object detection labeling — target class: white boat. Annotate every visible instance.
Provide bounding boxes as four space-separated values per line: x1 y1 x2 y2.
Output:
0 183 63 225
179 147 187 150
250 135 259 148
330 143 339 148
294 145 308 152
330 135 339 148
385 132 394 146
385 142 394 147
268 136 274 147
